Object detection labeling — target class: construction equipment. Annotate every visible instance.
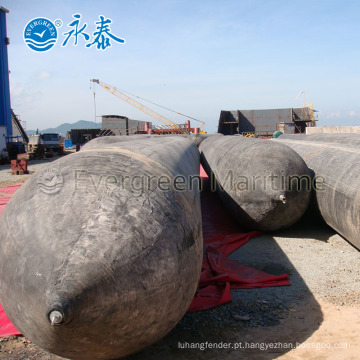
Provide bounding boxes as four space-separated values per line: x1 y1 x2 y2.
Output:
90 79 206 133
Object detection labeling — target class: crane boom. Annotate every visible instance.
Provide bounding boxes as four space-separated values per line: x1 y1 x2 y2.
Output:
90 79 180 129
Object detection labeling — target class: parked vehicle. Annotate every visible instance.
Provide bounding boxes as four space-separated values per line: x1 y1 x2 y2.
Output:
28 133 60 152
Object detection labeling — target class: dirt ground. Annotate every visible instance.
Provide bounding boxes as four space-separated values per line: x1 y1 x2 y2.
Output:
1 211 360 360
1 300 359 360
1 155 360 359
0 152 73 188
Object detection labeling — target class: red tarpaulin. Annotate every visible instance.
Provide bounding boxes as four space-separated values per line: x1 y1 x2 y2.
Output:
0 184 21 215
0 183 22 336
0 168 290 336
187 167 290 312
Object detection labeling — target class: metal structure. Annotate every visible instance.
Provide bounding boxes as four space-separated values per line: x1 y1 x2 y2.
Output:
101 115 150 135
10 110 28 143
66 128 101 145
90 79 205 134
218 107 317 136
0 8 27 156
0 7 11 137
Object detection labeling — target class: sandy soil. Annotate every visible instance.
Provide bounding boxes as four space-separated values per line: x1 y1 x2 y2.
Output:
1 298 359 359
0 153 72 188
280 300 360 360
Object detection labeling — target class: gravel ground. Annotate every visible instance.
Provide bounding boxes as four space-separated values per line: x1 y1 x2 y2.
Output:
1 156 360 359
1 211 360 359
0 153 73 188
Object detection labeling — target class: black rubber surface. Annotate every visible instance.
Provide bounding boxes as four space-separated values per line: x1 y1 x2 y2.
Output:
199 135 311 231
0 137 203 359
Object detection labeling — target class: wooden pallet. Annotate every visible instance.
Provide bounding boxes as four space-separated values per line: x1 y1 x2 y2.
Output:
11 170 28 175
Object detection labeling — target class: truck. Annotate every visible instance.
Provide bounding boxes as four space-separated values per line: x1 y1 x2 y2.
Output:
28 133 61 153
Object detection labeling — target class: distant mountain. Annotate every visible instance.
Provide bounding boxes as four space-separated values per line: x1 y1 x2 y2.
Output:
27 120 102 136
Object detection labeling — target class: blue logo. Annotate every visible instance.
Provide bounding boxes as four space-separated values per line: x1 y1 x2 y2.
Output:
24 17 58 52
23 14 125 52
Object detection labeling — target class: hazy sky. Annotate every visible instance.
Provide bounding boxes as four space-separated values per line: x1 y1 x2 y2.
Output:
2 0 360 133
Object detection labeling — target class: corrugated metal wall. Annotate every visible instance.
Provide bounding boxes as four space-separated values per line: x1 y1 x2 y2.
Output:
238 108 293 133
218 108 312 135
102 115 151 132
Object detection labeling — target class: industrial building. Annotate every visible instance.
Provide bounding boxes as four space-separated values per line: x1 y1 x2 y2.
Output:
65 128 101 146
65 116 151 146
101 115 151 136
218 107 317 136
0 6 12 151
0 7 27 154
65 115 150 146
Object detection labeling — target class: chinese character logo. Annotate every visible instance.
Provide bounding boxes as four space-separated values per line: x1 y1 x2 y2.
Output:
24 17 59 52
61 14 125 50
62 14 90 46
86 15 125 50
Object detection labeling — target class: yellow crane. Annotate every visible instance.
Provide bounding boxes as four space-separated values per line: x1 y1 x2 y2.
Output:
90 79 206 133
